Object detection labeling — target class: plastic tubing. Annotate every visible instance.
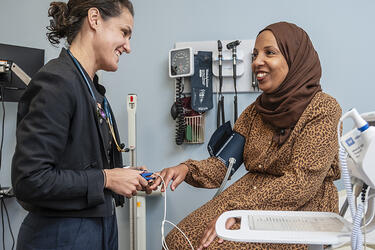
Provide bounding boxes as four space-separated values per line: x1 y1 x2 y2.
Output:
213 157 235 198
338 119 363 249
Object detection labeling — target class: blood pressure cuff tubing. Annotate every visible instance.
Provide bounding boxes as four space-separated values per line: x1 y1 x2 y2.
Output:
207 121 245 176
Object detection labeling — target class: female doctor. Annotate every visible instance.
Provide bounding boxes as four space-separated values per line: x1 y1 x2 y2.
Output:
11 0 149 249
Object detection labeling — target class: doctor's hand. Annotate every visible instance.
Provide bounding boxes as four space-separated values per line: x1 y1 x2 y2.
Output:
149 164 189 192
197 216 236 250
103 168 149 198
125 165 148 171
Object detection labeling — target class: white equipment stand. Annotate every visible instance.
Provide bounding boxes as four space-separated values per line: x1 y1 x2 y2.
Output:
127 94 162 250
127 94 146 250
216 110 375 249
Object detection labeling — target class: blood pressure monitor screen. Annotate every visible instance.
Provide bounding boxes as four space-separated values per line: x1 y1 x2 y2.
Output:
169 47 194 78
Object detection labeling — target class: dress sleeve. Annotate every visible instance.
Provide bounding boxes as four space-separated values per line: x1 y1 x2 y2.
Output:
225 99 341 211
183 157 227 188
11 70 105 210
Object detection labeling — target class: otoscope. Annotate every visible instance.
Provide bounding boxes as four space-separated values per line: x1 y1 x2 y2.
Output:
226 40 241 122
217 40 225 128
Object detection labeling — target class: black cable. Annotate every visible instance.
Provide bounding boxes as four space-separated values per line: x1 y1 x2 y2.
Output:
0 87 15 250
1 198 5 250
361 183 369 247
0 86 5 250
233 61 238 122
217 40 224 128
362 183 368 203
233 51 238 122
175 78 185 145
0 86 4 171
226 41 240 122
0 85 5 250
1 198 14 250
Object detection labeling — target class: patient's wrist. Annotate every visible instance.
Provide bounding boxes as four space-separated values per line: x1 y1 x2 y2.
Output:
179 163 188 170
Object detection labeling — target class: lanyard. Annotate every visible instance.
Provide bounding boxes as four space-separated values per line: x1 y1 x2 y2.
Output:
67 49 127 152
103 98 113 125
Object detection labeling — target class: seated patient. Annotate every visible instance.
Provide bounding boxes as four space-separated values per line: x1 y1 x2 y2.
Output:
151 21 342 250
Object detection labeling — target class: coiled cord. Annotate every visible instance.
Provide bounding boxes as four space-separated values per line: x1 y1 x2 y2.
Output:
175 77 185 145
338 144 356 218
338 119 368 250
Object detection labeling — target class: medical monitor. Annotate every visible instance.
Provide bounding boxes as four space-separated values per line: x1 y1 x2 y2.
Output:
0 43 44 102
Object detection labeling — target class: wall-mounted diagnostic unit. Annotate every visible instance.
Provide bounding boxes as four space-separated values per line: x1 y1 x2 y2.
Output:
174 40 257 94
168 39 259 146
169 47 208 145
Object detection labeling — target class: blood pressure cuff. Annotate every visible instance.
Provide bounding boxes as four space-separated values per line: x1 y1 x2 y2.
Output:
191 51 213 112
207 121 245 176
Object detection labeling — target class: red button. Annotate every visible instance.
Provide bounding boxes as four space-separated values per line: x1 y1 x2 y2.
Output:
130 96 133 102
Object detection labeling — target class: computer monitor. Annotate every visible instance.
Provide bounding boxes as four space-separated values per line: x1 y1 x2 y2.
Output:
0 43 44 102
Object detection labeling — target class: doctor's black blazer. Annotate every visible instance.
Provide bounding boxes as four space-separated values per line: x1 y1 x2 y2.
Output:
11 49 124 217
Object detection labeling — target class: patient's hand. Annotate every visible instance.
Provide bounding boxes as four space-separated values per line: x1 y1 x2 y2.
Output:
197 216 236 249
149 164 188 192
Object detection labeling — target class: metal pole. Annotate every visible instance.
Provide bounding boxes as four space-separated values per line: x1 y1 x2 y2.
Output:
127 94 137 250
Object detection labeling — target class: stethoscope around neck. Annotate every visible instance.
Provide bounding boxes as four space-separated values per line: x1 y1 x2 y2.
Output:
67 49 129 153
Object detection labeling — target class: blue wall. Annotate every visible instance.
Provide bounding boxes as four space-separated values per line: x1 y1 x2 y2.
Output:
1 0 375 249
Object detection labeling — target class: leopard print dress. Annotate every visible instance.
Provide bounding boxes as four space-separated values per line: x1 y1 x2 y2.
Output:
165 92 342 250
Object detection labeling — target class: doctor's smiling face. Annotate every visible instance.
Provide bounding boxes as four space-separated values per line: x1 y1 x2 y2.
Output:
252 30 289 94
92 6 134 72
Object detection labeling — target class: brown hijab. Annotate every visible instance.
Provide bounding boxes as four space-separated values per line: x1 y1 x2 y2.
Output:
254 22 322 146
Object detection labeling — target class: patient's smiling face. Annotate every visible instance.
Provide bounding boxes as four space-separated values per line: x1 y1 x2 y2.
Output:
252 30 289 93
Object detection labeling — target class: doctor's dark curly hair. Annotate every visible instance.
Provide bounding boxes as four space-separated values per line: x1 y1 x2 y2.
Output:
46 0 134 46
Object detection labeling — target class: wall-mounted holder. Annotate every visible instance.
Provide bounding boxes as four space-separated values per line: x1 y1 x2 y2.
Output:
184 114 205 144
212 49 244 78
174 39 260 94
